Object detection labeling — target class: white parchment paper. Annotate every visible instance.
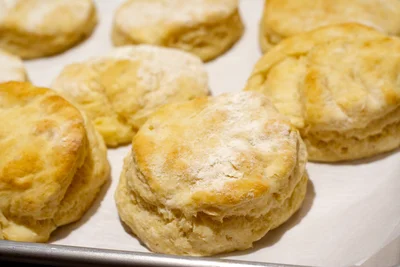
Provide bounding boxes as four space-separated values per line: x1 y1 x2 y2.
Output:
23 1 400 266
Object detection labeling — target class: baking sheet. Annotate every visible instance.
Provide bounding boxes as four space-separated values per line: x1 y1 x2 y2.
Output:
20 1 400 267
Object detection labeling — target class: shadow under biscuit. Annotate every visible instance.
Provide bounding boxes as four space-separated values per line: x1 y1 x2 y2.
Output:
118 218 149 251
220 178 316 257
49 172 112 242
115 178 316 257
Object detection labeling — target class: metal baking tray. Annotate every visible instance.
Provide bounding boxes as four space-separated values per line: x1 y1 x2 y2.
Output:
0 241 307 267
1 0 399 267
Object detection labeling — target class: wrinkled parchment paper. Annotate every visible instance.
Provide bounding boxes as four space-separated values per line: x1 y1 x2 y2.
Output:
24 1 400 266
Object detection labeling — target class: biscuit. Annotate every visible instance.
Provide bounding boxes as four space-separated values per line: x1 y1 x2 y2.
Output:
246 24 400 162
115 92 308 256
0 82 109 242
0 49 26 83
0 0 97 59
260 0 400 52
112 0 244 62
52 45 210 147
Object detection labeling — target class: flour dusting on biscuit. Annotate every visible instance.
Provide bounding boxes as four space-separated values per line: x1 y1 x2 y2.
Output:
247 24 400 161
115 91 308 256
112 0 244 62
259 0 400 52
0 0 97 58
52 45 210 147
0 82 109 242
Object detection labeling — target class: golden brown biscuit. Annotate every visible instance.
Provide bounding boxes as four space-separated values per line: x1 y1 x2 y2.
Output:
0 49 26 82
0 82 109 242
52 45 210 147
260 0 400 52
112 0 244 62
246 24 400 162
0 0 97 59
115 91 308 256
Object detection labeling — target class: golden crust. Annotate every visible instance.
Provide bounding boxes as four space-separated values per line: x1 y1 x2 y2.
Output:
259 0 400 52
303 106 400 161
116 155 308 256
112 0 244 62
52 45 210 147
0 82 109 242
0 82 88 220
53 112 110 226
0 0 97 59
115 92 308 255
246 24 400 161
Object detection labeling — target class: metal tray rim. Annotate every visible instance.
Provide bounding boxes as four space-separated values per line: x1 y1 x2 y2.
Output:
0 240 312 267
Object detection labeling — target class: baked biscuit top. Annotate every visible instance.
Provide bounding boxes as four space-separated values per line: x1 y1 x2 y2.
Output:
52 45 209 146
0 82 87 220
247 24 400 132
263 0 400 39
132 92 306 217
0 0 94 34
114 0 238 43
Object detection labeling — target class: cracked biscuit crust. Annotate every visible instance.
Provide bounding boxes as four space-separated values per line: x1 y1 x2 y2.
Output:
112 0 244 62
246 24 400 161
52 45 210 147
259 0 400 52
0 82 109 242
115 92 308 256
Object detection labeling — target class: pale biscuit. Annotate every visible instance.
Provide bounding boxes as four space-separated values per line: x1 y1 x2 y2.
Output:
246 24 400 162
0 82 109 242
112 0 244 62
52 45 210 147
115 92 308 256
260 0 400 52
0 0 97 59
0 49 26 83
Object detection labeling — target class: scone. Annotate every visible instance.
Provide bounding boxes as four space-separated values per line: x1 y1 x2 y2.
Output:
115 92 308 256
260 0 400 52
52 45 210 147
0 49 26 82
0 82 109 242
112 0 244 62
0 0 97 59
246 24 400 162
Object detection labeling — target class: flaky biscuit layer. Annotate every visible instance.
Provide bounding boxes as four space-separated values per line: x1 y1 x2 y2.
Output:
259 0 400 52
246 24 400 161
52 45 210 147
0 82 109 242
0 0 97 59
115 92 308 255
112 0 244 62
